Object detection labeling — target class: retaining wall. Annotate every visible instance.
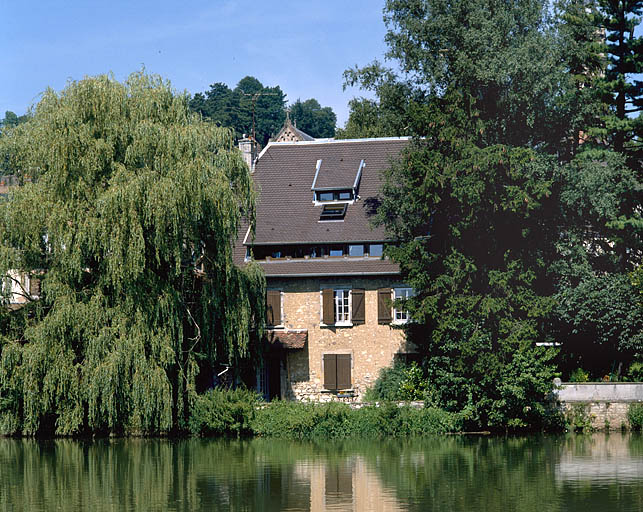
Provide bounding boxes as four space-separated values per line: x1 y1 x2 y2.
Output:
555 382 643 431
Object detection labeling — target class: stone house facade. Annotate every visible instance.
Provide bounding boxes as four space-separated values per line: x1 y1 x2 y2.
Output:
236 136 415 401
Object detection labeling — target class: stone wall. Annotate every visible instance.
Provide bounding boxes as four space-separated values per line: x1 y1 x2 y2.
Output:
556 383 643 431
268 276 415 402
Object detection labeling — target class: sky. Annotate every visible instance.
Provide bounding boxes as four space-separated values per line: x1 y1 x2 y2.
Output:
1 0 390 127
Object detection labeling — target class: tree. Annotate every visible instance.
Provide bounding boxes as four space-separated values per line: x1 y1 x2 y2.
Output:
352 0 573 429
190 76 287 146
289 98 337 138
0 72 266 436
550 0 643 376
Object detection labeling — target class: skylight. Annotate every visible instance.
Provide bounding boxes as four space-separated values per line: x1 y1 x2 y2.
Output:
319 203 347 221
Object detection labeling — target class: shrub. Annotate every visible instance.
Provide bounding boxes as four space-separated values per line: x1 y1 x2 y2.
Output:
628 403 643 430
626 362 643 382
189 388 260 437
363 361 408 401
251 400 463 439
569 368 589 382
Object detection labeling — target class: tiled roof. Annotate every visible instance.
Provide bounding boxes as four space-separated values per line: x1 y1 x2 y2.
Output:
265 329 307 349
250 138 409 245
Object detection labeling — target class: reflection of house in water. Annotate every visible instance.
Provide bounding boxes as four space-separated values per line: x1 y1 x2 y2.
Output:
555 434 643 483
294 457 403 511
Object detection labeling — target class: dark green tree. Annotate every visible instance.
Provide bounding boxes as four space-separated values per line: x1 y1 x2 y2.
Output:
353 0 574 428
288 98 337 138
0 72 266 436
551 0 643 376
189 76 287 146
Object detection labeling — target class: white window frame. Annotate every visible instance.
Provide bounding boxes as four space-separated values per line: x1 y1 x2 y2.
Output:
393 287 413 324
334 289 351 326
320 288 353 326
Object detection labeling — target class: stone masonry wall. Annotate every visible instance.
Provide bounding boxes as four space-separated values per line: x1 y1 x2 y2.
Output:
562 402 633 431
268 276 415 402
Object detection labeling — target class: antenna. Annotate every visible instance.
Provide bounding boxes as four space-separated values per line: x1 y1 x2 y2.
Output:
240 89 281 150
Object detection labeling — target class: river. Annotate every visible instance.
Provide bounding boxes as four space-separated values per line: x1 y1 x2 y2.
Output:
1 433 642 511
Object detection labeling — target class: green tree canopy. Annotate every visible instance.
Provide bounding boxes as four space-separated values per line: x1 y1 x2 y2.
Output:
189 76 287 146
350 0 579 429
0 72 265 436
288 98 337 138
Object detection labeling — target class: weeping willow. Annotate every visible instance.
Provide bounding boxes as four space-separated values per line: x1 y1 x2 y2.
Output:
0 72 266 436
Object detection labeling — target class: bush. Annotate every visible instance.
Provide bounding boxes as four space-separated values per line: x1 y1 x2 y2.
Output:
569 368 590 382
364 360 428 402
627 362 643 382
628 403 643 430
251 400 463 439
189 388 260 437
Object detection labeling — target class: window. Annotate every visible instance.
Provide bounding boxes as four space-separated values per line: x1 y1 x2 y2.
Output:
368 244 383 257
316 190 353 202
348 244 364 257
319 204 347 221
329 245 344 257
322 288 353 325
393 288 413 323
334 289 350 324
323 353 352 390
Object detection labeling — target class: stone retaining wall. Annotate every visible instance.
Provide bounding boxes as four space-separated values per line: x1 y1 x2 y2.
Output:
556 383 643 431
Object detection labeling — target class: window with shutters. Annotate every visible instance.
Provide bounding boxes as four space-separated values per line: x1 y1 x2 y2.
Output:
321 288 356 326
393 287 413 324
266 290 282 327
323 353 352 390
377 288 392 324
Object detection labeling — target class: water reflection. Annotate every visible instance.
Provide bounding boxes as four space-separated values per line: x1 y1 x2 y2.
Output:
0 434 642 511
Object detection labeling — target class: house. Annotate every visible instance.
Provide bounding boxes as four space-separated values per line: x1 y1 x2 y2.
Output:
235 135 416 402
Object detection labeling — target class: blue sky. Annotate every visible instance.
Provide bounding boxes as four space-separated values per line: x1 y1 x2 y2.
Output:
1 1 389 127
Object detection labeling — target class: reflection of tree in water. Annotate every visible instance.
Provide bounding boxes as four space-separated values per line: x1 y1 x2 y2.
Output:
1 436 642 511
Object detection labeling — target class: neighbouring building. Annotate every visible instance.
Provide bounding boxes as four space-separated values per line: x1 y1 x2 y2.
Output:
235 135 416 402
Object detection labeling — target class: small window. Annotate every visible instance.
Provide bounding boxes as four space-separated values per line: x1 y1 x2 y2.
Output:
324 353 352 390
318 191 334 201
329 245 344 257
270 249 282 258
311 246 325 258
368 244 383 257
348 244 364 257
393 288 413 323
338 191 352 200
334 289 350 324
319 204 347 221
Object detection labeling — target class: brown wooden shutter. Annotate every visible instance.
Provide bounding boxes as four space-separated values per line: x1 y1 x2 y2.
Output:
323 353 337 389
322 288 334 324
266 290 281 325
378 288 392 324
351 289 365 325
29 277 41 297
336 354 351 389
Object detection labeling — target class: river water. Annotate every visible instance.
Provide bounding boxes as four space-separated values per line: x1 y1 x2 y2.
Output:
1 433 642 511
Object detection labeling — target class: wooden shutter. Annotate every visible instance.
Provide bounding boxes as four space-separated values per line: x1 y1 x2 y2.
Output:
266 290 281 325
323 354 337 389
29 277 41 297
351 289 365 325
322 288 334 324
378 288 392 324
336 354 352 390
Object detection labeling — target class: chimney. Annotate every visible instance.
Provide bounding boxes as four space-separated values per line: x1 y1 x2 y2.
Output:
238 134 256 173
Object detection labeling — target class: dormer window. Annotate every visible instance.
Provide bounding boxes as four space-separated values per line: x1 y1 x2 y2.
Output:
316 190 354 202
319 204 347 221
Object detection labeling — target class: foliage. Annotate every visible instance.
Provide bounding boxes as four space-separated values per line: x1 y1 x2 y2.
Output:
565 403 594 432
363 359 420 401
344 0 567 430
251 400 462 439
626 361 643 382
288 98 336 138
628 403 643 430
569 368 590 382
0 72 266 436
189 387 260 437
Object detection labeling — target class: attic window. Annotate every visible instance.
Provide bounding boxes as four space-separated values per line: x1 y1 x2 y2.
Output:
316 190 353 202
319 203 347 221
